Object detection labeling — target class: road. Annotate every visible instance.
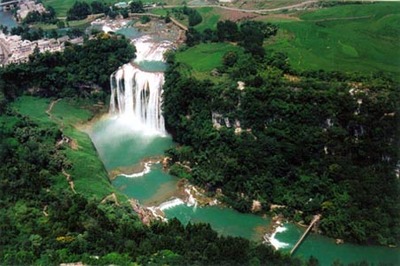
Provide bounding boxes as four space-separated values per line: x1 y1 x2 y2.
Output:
149 0 319 14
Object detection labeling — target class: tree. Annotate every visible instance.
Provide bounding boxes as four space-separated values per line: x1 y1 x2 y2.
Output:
1 25 8 34
223 51 238 68
49 29 58 39
140 15 150 24
67 1 91 21
57 20 65 29
120 9 129 19
239 21 266 58
217 20 239 42
185 27 201 47
130 1 144 13
90 1 107 14
182 6 202 27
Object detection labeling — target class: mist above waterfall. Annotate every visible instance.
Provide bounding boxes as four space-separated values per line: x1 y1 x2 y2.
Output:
109 35 173 135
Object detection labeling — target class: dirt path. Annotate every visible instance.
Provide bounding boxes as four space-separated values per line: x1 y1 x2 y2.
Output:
48 100 76 193
46 99 60 116
46 99 65 128
42 205 49 217
100 193 120 206
62 168 76 194
150 0 318 14
309 15 373 22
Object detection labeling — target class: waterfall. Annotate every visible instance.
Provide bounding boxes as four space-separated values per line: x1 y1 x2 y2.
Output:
109 36 172 134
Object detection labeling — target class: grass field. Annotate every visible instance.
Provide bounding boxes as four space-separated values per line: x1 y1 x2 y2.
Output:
43 0 179 17
194 7 220 32
33 18 91 30
12 96 53 125
11 96 125 201
42 0 110 17
264 2 400 80
151 7 220 31
175 43 242 80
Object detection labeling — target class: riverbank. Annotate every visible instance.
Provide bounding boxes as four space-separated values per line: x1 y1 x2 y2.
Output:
11 96 125 200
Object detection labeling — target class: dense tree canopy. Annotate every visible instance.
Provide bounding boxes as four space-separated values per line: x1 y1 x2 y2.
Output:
130 0 145 13
67 1 91 21
0 34 135 100
186 19 278 59
163 36 400 246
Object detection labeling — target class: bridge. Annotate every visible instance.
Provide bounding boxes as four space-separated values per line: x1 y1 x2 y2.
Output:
290 214 321 256
0 0 20 7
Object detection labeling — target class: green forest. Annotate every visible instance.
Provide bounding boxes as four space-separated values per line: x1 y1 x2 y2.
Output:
0 35 305 265
163 19 400 246
1 1 399 265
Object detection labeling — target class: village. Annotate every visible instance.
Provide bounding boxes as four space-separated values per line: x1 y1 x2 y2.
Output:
0 0 84 66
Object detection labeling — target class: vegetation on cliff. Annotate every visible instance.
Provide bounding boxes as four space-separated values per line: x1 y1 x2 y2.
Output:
163 18 400 246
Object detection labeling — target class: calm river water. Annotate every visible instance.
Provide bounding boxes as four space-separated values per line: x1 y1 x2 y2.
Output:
0 10 17 29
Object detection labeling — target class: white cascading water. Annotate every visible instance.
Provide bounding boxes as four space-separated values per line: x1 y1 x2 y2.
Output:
109 36 172 134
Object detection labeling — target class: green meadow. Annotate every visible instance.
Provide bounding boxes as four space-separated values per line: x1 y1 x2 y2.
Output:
43 0 109 17
264 2 400 80
175 42 242 80
11 96 124 201
194 7 220 32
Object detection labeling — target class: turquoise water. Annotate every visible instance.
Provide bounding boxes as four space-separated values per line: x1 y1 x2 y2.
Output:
89 117 174 170
112 164 178 206
89 121 400 265
116 27 142 39
277 223 400 265
0 11 17 28
164 205 270 242
136 60 167 72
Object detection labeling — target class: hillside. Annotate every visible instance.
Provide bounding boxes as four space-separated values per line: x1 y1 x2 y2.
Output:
264 2 400 81
163 3 400 246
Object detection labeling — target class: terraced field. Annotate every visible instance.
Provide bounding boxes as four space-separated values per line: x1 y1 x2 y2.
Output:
264 2 400 80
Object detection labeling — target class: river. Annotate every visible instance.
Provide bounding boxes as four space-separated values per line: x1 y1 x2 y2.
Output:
87 22 399 265
89 118 399 265
0 10 17 29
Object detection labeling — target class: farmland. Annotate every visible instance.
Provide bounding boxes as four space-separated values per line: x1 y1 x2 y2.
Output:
263 2 400 80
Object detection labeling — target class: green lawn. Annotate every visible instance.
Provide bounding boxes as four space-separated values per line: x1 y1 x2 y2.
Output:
194 7 220 32
32 17 92 31
11 96 125 201
150 8 170 17
264 2 400 81
12 96 52 125
175 42 242 79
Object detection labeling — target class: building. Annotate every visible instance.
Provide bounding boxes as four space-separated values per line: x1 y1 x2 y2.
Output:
17 0 46 20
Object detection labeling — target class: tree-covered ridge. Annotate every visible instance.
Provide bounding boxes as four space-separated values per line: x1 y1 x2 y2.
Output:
186 20 278 59
163 22 400 245
0 33 135 101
